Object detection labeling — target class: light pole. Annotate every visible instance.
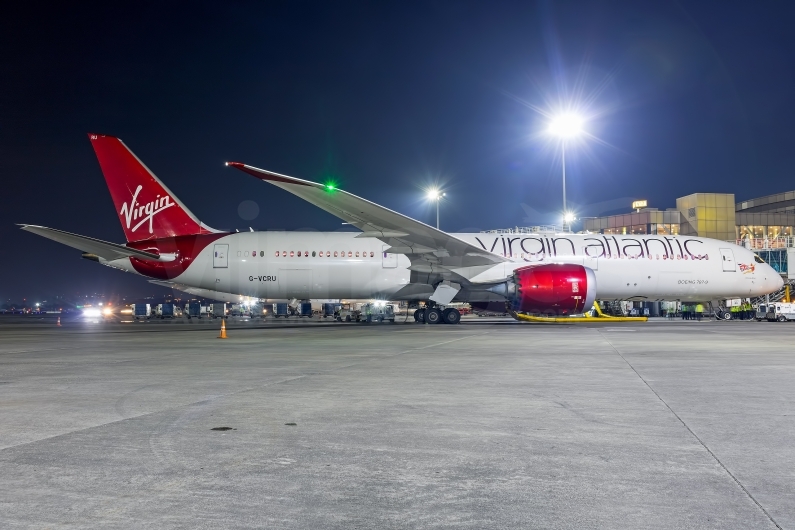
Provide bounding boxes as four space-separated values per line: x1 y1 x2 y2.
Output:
427 189 446 230
548 113 584 231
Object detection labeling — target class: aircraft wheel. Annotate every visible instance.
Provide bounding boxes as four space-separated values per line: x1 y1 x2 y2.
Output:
723 312 732 320
413 309 422 322
425 308 442 324
442 308 461 324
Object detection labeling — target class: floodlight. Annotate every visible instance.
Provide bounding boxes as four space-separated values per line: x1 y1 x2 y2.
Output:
548 113 584 138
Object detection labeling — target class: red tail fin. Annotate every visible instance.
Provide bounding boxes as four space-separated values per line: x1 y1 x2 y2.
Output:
88 134 216 242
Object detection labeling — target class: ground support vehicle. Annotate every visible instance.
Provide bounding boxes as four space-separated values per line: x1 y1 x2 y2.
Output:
210 303 227 319
132 304 150 320
298 302 312 318
336 303 361 322
321 303 339 319
249 303 267 318
765 302 795 322
361 303 395 323
155 303 175 319
185 301 203 319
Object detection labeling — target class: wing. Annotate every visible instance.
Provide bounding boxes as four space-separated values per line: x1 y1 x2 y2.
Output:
19 225 162 261
226 163 508 275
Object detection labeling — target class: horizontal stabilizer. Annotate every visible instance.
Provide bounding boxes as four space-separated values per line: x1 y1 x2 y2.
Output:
19 225 161 261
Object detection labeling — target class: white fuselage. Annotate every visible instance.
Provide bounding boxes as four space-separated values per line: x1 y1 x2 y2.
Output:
105 232 783 302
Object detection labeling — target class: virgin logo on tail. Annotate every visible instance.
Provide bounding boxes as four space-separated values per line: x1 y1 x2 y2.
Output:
119 185 175 234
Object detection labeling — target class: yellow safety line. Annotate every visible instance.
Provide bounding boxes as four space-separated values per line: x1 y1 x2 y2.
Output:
508 301 648 323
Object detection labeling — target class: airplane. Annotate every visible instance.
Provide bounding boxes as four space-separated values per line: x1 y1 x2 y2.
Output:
20 134 783 324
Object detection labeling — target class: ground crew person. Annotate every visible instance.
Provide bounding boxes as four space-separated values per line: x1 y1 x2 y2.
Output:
731 304 739 320
695 303 704 321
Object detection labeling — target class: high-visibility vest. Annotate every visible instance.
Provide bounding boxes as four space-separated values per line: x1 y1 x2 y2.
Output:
696 304 704 312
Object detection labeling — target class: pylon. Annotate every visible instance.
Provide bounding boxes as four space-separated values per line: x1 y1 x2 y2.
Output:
218 319 227 339
57 316 61 327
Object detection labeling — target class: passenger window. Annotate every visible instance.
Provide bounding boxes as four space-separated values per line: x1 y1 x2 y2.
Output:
260 251 264 257
275 251 280 257
304 251 309 257
348 251 352 257
355 251 360 257
237 251 242 257
312 251 316 257
290 251 294 257
244 251 249 257
334 251 338 257
370 252 374 257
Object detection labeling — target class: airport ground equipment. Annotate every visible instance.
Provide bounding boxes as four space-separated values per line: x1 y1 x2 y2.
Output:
764 302 795 322
218 319 228 339
362 303 396 323
298 302 312 318
250 302 267 318
336 303 361 322
132 304 151 320
321 303 339 318
185 301 202 319
155 303 175 319
508 301 648 323
274 303 289 318
210 303 227 319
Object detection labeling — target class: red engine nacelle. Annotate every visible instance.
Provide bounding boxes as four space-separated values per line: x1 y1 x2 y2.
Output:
508 263 596 315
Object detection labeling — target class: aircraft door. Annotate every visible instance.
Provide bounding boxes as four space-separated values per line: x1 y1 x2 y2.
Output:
719 248 736 272
382 244 397 268
213 244 229 268
212 243 230 294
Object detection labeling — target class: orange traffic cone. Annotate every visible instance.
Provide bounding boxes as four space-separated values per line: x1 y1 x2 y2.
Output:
57 316 61 327
218 319 227 339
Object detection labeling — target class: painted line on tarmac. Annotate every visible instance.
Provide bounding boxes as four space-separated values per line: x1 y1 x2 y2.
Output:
597 330 783 530
397 333 488 354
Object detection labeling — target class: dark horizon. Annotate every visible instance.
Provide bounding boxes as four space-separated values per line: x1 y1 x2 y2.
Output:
3 1 795 301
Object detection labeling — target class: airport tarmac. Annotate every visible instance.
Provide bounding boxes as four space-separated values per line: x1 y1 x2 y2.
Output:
0 315 793 529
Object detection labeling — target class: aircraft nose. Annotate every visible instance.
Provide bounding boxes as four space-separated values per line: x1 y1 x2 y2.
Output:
769 268 784 291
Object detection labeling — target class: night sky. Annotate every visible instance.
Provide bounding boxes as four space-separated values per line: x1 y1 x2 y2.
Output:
3 1 795 302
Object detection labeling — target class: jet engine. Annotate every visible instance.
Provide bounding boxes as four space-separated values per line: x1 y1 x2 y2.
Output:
489 263 597 315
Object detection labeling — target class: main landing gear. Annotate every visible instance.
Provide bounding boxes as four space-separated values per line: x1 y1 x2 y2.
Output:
413 306 461 324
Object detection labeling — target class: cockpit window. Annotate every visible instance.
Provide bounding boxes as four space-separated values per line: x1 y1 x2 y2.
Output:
754 255 765 264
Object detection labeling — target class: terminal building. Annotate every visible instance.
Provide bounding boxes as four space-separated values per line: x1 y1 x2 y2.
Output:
582 191 795 278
